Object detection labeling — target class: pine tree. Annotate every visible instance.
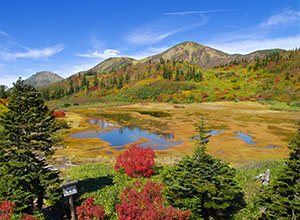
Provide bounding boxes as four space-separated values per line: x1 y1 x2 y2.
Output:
93 74 99 87
80 75 87 89
0 79 61 213
0 85 9 99
259 121 300 219
162 119 244 219
68 79 74 95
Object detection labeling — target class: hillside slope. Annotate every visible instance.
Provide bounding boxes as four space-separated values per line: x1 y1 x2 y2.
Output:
42 48 299 105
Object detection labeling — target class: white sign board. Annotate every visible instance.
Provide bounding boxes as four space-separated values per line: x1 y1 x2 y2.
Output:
62 180 78 197
63 185 77 197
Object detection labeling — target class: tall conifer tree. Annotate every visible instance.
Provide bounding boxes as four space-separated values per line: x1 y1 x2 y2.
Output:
0 79 61 213
162 119 244 219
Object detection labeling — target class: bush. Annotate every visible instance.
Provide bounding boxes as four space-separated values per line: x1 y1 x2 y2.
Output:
115 180 191 220
0 200 14 220
63 103 71 108
289 100 300 107
115 145 155 178
76 197 105 220
55 119 69 129
53 111 65 118
0 200 39 220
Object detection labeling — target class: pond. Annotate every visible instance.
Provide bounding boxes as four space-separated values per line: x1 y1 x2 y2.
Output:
190 130 224 140
70 119 183 150
232 131 257 145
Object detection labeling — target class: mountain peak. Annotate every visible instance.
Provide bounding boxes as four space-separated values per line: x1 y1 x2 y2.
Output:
24 71 63 88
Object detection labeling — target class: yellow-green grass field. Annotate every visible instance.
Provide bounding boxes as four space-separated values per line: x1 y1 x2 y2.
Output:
55 102 299 165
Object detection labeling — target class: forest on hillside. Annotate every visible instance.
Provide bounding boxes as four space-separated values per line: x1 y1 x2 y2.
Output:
41 49 300 108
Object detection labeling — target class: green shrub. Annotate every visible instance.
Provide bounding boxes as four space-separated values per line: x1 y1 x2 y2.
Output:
64 103 71 107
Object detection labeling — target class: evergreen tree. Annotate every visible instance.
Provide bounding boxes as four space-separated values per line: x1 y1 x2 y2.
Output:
93 74 99 87
80 75 87 89
75 82 80 93
0 85 9 99
175 70 180 81
162 119 244 219
41 88 50 100
100 77 105 88
0 79 61 213
125 73 130 83
259 121 300 219
68 79 74 95
117 74 123 89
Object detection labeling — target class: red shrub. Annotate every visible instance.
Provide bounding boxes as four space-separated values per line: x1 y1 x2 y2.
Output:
0 201 38 220
76 197 105 220
232 86 240 90
274 77 281 82
202 92 208 98
72 76 82 82
0 200 15 220
115 145 155 178
116 180 191 220
238 97 250 101
266 61 275 69
89 86 99 92
53 111 65 118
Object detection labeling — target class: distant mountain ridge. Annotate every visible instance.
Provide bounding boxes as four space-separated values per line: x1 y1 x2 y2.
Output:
83 41 283 74
24 71 63 88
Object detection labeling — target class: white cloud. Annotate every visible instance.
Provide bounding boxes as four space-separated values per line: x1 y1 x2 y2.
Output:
0 74 20 87
54 61 101 78
0 30 10 38
260 8 300 27
127 22 203 45
76 49 120 59
0 44 64 60
127 28 184 45
164 9 229 16
208 8 300 54
209 35 300 54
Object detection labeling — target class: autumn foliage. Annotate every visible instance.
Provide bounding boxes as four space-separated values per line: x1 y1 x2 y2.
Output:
115 145 155 178
116 180 191 220
0 200 38 220
76 197 105 220
0 200 14 220
53 110 65 118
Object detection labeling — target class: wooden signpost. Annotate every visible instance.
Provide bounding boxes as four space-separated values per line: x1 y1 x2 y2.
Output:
62 178 78 220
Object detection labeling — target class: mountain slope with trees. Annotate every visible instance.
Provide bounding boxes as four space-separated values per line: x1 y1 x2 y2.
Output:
41 47 299 105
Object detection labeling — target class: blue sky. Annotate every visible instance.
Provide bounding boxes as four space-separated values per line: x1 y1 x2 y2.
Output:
0 0 299 87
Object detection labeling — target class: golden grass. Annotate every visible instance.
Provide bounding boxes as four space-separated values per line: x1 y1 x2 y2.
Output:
56 102 299 164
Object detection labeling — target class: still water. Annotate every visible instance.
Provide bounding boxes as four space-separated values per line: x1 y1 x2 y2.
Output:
70 119 182 150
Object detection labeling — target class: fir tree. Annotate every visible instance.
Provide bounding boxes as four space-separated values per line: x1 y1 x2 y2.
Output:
0 85 9 99
93 74 99 87
162 119 244 219
0 79 61 213
259 121 300 219
68 79 74 95
100 77 105 88
125 73 130 83
80 75 87 89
